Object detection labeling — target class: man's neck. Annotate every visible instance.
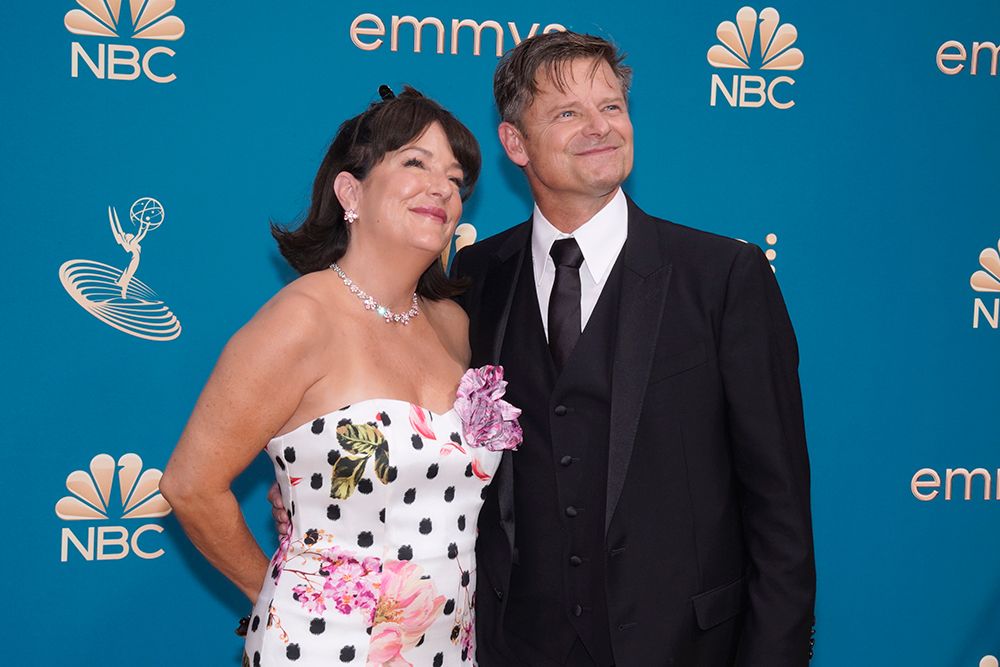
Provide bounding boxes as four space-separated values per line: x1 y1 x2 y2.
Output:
534 188 620 234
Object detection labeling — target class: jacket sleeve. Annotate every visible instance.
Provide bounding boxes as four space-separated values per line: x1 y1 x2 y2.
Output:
717 243 816 666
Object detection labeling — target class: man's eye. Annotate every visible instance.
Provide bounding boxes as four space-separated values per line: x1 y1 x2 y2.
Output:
558 110 575 118
604 104 621 111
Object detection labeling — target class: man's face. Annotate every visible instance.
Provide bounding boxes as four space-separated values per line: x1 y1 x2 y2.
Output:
502 58 634 204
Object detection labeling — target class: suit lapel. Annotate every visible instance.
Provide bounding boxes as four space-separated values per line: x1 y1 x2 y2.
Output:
606 198 673 531
474 220 530 550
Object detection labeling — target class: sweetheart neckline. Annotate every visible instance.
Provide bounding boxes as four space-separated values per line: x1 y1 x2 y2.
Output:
272 397 458 441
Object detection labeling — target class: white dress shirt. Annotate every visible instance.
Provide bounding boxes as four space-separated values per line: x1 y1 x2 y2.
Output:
531 188 629 340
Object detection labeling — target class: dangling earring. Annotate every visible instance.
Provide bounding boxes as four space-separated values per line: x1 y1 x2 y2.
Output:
344 209 359 224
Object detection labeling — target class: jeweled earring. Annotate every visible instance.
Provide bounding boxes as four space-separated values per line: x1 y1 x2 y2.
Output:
344 209 359 224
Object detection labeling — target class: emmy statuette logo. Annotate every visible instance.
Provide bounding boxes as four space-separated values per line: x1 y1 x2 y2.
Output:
56 453 172 562
707 6 803 109
440 222 477 269
65 0 185 83
971 239 1000 329
59 197 182 341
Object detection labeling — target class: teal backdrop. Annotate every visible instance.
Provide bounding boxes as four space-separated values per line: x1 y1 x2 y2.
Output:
2 1 998 665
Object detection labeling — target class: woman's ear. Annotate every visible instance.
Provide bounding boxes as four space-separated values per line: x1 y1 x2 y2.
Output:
333 171 362 212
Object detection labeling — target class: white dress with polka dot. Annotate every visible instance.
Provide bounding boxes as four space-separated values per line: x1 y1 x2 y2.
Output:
243 398 502 667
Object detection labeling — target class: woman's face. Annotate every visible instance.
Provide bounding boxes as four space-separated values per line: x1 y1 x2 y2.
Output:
354 122 466 258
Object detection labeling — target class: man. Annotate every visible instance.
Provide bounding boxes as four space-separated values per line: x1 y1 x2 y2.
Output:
449 31 815 666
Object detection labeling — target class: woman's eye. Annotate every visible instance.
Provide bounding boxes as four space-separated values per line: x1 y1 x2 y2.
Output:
403 157 424 168
449 177 465 188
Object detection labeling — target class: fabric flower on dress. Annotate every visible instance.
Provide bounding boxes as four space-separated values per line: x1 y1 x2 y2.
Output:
454 365 523 452
368 560 447 665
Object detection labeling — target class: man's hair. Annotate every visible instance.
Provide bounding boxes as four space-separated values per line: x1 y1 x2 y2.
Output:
493 31 632 128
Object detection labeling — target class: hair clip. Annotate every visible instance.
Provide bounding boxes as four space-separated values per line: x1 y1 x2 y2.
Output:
378 84 396 101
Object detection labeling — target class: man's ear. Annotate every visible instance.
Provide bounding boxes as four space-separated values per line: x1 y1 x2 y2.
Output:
498 122 529 168
333 171 362 212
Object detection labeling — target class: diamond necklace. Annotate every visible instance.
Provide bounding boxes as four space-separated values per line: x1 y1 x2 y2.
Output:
329 262 420 325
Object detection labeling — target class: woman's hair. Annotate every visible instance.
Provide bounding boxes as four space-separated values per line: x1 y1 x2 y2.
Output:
272 86 481 300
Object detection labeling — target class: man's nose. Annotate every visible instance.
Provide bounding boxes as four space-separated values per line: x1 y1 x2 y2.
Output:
581 108 612 137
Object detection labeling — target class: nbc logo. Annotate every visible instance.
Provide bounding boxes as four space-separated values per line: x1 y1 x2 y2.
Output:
65 0 185 84
707 6 803 109
56 452 172 562
971 239 1000 329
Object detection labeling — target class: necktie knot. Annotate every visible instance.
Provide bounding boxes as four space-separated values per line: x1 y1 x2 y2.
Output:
550 237 584 269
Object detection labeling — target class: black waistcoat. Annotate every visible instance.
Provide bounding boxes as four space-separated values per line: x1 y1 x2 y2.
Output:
500 247 624 666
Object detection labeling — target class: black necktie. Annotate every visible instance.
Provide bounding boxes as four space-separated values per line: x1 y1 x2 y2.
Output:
548 237 585 372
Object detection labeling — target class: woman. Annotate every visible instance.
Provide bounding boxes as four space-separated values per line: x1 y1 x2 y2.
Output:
161 87 521 666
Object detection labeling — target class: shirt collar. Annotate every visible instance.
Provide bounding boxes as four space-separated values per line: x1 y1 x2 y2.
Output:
531 188 629 285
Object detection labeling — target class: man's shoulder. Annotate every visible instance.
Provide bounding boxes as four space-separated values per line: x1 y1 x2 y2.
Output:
638 208 749 267
456 220 531 266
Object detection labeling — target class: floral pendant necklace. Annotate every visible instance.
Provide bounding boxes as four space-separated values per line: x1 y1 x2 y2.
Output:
329 262 420 325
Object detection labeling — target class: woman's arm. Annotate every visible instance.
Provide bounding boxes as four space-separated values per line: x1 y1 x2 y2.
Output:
160 291 325 601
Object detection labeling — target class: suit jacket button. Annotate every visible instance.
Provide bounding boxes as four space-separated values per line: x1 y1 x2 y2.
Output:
564 506 578 518
569 555 583 566
554 405 568 416
495 588 503 600
559 455 573 466
572 604 583 617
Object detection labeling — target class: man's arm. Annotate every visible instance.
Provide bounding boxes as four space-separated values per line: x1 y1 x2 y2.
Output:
717 243 816 666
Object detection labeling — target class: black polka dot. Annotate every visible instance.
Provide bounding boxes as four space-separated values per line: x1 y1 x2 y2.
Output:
404 488 416 504
451 625 461 641
411 434 424 450
444 486 455 502
358 531 373 547
312 418 325 434
447 543 458 559
304 529 319 545
426 464 439 479
465 463 473 477
443 598 456 614
253 651 261 667
251 615 260 631
358 479 373 494
337 418 351 427
271 564 280 579
398 545 413 560
310 618 326 634
328 450 341 466
419 518 432 534
450 432 462 444
481 486 488 499
275 456 286 470
310 473 323 489
378 411 391 425
458 515 466 530
284 447 297 463
340 645 356 662
433 652 444 666
462 647 469 661
291 501 297 515
327 504 340 521
386 466 398 482
416 634 425 647
286 643 300 660
461 570 470 586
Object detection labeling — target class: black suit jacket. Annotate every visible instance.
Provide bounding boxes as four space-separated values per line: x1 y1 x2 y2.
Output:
451 196 815 666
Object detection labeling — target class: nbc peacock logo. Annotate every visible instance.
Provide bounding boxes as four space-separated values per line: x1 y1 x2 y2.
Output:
59 196 182 342
707 6 803 109
971 239 1000 329
56 453 172 562
65 0 185 83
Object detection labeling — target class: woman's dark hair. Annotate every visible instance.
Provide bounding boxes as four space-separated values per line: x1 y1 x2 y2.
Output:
272 86 481 300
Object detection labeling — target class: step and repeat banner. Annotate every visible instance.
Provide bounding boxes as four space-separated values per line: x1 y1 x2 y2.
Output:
2 1 998 665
